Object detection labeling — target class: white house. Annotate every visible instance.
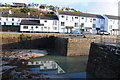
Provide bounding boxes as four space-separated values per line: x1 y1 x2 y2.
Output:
103 15 120 35
28 3 39 9
20 15 59 33
0 12 22 26
0 10 42 26
20 20 44 32
58 12 105 34
40 15 59 32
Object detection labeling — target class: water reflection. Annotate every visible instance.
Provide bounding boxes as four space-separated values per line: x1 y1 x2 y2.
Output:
26 56 90 78
27 61 65 74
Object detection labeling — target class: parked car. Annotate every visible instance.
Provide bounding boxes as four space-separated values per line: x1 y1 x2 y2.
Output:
71 30 80 34
83 31 91 34
98 30 110 35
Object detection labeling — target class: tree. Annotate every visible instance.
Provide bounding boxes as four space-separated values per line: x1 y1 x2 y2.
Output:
47 12 55 15
20 8 30 13
39 5 45 9
80 24 84 34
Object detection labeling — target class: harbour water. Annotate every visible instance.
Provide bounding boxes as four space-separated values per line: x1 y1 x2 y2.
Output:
27 55 93 78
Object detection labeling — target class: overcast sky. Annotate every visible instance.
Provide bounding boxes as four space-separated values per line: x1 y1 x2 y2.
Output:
0 0 119 16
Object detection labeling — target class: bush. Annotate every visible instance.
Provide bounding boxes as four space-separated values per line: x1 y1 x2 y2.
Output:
47 12 55 15
20 8 30 13
39 5 45 9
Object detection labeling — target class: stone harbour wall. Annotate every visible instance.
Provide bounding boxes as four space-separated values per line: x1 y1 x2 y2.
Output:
67 38 94 56
87 43 120 78
1 33 119 56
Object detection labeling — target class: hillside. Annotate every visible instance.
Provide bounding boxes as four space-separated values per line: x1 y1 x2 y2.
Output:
1 8 55 15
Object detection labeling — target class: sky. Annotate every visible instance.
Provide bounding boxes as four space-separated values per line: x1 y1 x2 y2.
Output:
0 0 120 16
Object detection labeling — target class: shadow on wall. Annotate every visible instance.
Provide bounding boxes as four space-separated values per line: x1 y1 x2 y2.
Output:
2 35 68 56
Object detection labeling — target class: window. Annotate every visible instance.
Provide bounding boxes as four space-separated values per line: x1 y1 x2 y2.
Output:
101 25 104 29
93 19 96 21
4 22 6 25
81 23 84 27
113 20 115 24
75 23 78 27
44 27 47 29
61 22 65 26
72 17 74 21
99 19 100 23
75 17 78 19
0 22 1 25
61 15 64 18
17 23 20 25
23 26 28 29
90 18 92 22
82 17 84 19
12 23 14 25
48 27 50 30
85 18 87 22
41 27 43 30
53 21 57 25
109 25 112 29
36 26 38 28
53 27 57 30
66 16 68 20
18 19 20 21
6 18 8 21
0 18 1 20
93 24 96 28
44 20 47 22
12 18 14 21
31 27 33 29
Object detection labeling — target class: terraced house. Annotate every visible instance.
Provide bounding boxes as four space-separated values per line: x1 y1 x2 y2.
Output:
0 10 39 31
0 10 120 35
103 15 120 35
58 12 105 34
20 15 59 33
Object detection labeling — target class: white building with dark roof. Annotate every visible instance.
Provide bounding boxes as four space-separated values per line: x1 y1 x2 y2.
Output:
0 12 39 26
20 15 59 32
103 15 120 35
39 15 59 32
1 9 120 35
20 20 44 32
58 12 105 34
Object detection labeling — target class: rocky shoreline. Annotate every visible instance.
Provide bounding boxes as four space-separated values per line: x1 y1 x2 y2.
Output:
1 49 52 80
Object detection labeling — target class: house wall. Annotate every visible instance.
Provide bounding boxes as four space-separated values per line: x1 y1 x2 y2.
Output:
108 19 119 35
103 15 119 35
58 14 105 34
102 16 108 32
20 25 44 32
40 19 59 32
0 17 21 26
20 19 59 32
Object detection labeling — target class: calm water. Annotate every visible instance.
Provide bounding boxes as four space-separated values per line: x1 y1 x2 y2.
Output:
28 55 92 78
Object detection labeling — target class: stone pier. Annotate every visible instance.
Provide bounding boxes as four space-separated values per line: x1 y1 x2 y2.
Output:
1 33 119 56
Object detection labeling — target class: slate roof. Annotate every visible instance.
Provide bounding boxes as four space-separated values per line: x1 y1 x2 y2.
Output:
105 15 120 20
2 13 59 20
2 13 33 18
21 20 44 26
59 12 104 19
40 15 59 20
